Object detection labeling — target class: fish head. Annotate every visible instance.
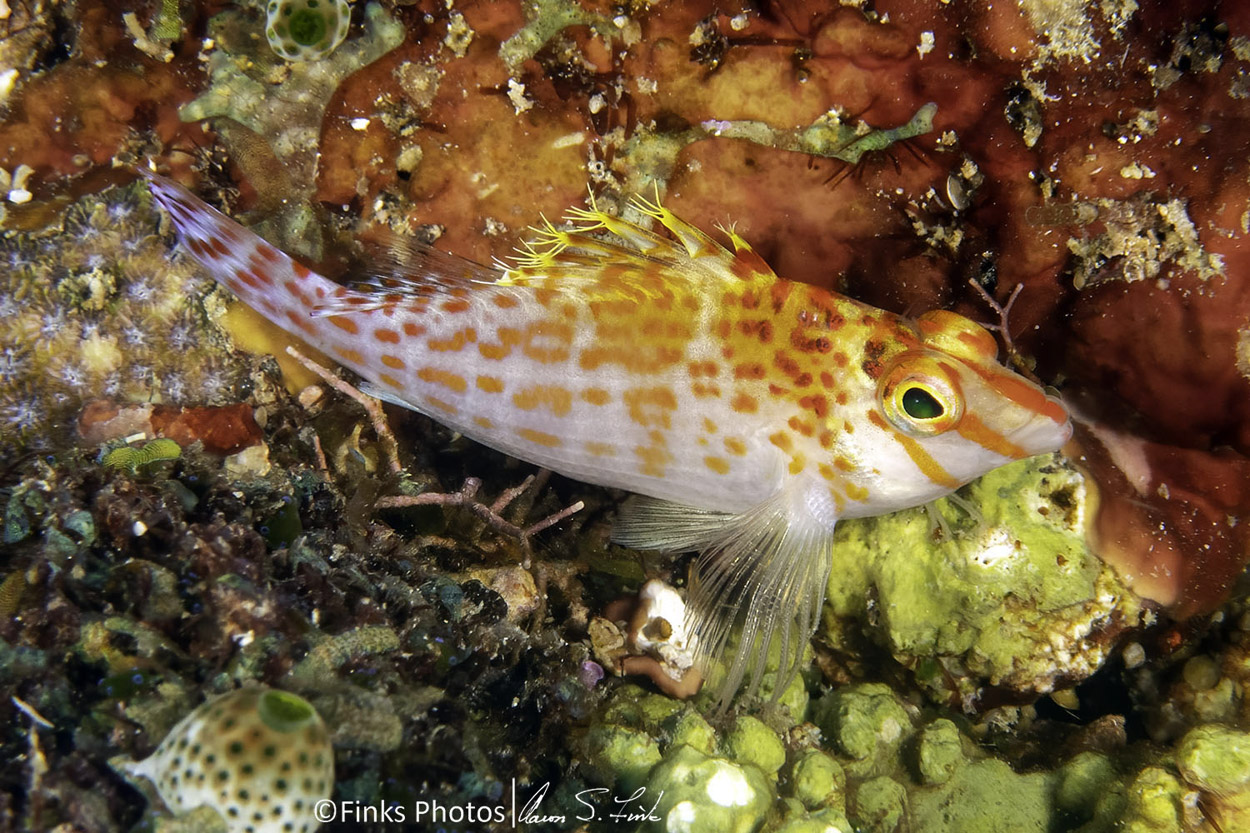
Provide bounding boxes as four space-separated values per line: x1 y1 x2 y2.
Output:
850 310 1071 512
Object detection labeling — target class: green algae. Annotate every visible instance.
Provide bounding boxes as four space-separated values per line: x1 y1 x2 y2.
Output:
614 103 941 200
102 437 182 474
702 102 938 165
1177 724 1250 830
811 683 914 777
790 749 847 812
499 0 615 74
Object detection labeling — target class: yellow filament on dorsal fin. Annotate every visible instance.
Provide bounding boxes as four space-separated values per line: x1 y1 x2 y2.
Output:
714 220 755 254
629 192 727 260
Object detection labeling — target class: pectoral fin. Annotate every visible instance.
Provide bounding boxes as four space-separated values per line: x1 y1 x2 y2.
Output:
613 489 835 709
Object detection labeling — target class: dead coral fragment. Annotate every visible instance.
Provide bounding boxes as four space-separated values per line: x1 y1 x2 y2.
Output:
1068 194 1224 289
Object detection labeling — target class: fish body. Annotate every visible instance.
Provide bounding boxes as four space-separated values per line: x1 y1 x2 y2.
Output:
144 169 1071 704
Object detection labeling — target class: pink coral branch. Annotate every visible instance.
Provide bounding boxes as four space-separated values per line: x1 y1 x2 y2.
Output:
285 345 402 475
966 280 1044 385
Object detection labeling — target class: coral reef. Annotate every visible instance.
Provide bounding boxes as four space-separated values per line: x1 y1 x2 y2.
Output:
1 0 1250 831
0 182 245 466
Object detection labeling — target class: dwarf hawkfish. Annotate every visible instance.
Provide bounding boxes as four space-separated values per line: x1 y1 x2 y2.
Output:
142 168 1071 706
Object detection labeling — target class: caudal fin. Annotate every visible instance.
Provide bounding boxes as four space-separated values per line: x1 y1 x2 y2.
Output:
138 167 337 343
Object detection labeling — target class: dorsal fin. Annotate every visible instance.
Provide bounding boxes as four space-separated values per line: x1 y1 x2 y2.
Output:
309 228 504 317
506 194 779 289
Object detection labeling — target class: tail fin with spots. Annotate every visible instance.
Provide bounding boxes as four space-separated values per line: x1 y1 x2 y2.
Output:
139 167 343 345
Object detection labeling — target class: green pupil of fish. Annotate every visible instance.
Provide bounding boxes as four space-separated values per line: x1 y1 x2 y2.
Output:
289 9 327 46
902 387 943 420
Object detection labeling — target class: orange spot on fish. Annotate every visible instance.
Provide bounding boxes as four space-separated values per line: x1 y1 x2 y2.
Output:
381 354 405 370
733 363 766 381
379 373 402 389
476 375 504 393
799 394 830 419
425 396 458 415
585 441 616 457
403 322 426 337
634 437 673 477
704 456 730 474
492 293 519 309
788 416 814 437
624 387 678 428
335 348 364 364
702 418 718 434
522 321 573 364
428 330 469 352
737 319 773 343
330 317 359 334
474 416 494 429
284 310 315 335
788 455 805 475
517 427 563 447
441 299 471 314
512 385 573 417
730 392 758 413
769 432 792 452
692 382 721 398
255 242 282 264
724 437 747 456
417 367 468 393
581 388 611 406
375 328 400 344
768 281 793 311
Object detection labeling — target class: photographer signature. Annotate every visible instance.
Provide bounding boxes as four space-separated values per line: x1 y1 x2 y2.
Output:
518 781 663 825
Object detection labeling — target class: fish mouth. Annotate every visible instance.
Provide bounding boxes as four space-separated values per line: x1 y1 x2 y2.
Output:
1013 394 1073 457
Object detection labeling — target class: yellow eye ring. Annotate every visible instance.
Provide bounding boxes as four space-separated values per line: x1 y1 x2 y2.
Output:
879 357 963 437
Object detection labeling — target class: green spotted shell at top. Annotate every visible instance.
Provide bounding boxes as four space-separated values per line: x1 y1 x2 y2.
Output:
266 0 351 61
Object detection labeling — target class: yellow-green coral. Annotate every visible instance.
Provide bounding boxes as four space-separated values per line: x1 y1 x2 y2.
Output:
821 455 1145 704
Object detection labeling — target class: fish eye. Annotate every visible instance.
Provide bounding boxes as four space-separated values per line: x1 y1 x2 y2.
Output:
901 386 944 420
880 357 963 437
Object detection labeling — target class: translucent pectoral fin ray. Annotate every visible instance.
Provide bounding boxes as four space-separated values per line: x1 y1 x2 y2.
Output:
613 491 835 709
